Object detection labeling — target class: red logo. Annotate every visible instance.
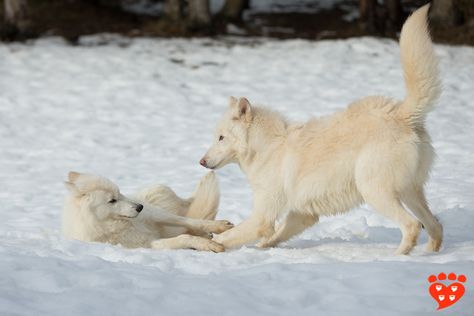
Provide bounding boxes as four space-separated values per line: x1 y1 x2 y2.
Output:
428 273 466 310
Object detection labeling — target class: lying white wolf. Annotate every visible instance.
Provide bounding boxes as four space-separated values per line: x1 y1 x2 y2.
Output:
200 5 443 255
62 171 233 252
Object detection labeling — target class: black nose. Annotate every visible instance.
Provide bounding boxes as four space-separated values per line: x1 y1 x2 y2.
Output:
136 204 143 212
200 158 207 167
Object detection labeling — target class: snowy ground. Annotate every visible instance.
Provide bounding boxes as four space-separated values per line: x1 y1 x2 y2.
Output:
0 35 473 315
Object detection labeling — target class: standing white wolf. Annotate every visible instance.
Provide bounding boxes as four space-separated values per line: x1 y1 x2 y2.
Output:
200 5 443 255
62 171 233 252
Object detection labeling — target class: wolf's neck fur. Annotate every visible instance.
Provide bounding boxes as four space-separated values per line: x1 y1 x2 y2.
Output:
238 107 288 177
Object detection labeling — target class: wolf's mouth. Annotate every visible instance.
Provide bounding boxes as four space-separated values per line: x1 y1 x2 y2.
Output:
207 160 225 170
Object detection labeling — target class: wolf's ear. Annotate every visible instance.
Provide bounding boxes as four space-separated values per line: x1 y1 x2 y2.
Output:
68 171 81 182
64 181 81 196
229 96 238 107
232 97 252 122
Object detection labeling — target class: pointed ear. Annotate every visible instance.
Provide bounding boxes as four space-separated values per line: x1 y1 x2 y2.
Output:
229 96 238 107
64 181 81 196
68 171 81 182
232 97 252 121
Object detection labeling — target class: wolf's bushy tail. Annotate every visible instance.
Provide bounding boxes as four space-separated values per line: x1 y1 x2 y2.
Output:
397 4 441 126
186 172 220 220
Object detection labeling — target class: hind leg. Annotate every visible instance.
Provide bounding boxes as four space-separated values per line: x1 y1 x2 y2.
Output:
356 142 424 254
186 172 220 220
362 190 421 255
402 187 443 252
257 211 318 248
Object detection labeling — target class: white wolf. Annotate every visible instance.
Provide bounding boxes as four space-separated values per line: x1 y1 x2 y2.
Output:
200 5 443 255
62 171 233 252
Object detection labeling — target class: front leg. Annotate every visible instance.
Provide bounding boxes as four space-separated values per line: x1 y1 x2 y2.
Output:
257 211 318 248
141 204 233 234
213 197 280 249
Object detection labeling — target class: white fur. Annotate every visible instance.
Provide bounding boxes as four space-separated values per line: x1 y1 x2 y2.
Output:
62 171 233 252
202 5 443 255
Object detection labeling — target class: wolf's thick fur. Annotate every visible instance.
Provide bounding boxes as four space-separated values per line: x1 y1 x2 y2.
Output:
201 5 442 254
62 171 233 252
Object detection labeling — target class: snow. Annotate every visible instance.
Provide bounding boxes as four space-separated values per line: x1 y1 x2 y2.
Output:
0 35 473 315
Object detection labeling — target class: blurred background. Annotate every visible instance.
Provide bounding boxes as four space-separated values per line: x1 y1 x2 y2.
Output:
1 0 473 45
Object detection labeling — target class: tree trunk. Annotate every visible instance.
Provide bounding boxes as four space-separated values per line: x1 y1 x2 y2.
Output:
431 0 461 26
385 0 402 34
359 0 377 32
385 0 401 32
188 0 211 28
164 0 183 20
220 0 248 21
99 0 124 9
4 0 28 25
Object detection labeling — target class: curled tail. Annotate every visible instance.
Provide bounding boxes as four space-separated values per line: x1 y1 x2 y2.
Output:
186 171 220 220
397 4 441 125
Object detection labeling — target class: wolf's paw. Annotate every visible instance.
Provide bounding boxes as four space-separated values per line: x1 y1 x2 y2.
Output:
207 220 234 233
206 240 225 253
427 236 443 252
187 229 213 239
256 237 277 249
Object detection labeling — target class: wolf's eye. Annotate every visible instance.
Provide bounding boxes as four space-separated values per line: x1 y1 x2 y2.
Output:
219 135 224 141
108 199 117 204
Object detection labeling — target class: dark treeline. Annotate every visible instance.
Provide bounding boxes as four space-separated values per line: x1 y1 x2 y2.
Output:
1 0 474 45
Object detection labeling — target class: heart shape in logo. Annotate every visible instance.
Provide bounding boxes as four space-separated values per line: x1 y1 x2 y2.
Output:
428 273 466 310
429 282 465 309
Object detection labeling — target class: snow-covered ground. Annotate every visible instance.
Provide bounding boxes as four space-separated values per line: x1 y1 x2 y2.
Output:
0 35 473 315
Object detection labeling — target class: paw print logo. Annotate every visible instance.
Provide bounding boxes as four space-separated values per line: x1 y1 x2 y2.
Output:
428 273 466 310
